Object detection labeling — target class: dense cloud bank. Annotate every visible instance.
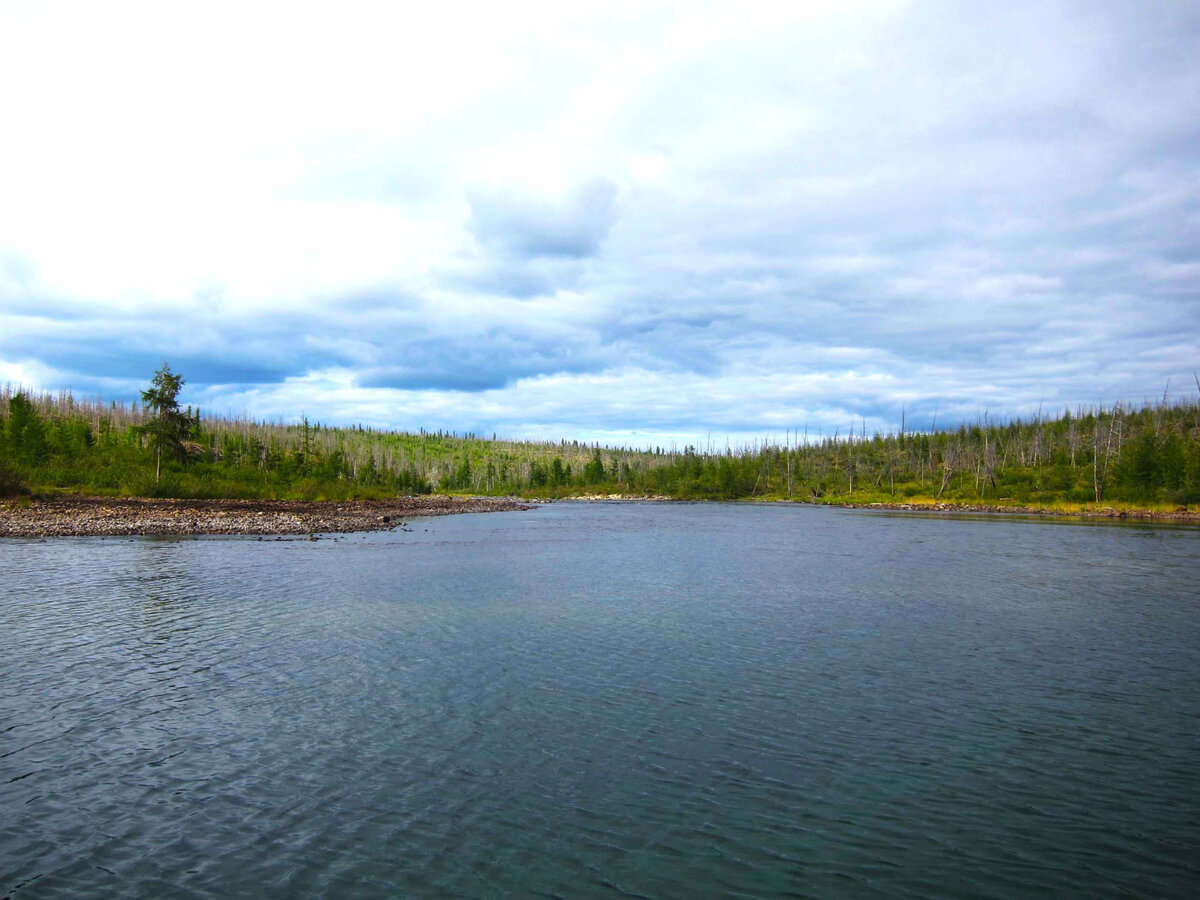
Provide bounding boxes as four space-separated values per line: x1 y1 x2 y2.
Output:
1 1 1197 445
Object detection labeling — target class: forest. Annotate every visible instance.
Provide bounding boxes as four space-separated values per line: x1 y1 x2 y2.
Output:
2 370 1199 509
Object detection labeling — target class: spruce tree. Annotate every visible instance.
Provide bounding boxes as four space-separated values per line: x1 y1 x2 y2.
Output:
139 364 191 483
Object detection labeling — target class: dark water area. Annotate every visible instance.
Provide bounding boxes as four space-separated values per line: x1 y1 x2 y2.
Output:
2 503 1198 898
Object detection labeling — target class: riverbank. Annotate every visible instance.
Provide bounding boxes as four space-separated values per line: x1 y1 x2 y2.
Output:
0 495 534 538
549 493 1199 520
817 498 1200 520
3 493 1194 537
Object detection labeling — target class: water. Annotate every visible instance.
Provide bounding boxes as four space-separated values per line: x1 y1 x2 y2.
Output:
2 502 1198 898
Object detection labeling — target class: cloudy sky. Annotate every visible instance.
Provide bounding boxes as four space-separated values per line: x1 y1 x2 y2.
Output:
1 1 1197 446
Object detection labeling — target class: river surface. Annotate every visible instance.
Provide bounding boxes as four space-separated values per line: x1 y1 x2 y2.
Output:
2 502 1198 898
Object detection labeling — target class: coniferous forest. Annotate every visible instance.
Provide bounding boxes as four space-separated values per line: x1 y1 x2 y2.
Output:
2 372 1199 509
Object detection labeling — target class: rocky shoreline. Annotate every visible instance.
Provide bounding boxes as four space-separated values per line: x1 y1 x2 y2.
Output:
0 495 534 538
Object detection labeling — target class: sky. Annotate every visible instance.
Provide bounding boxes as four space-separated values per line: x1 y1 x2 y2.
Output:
1 0 1197 447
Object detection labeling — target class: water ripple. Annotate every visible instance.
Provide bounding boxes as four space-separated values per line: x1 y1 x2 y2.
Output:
3 508 1199 897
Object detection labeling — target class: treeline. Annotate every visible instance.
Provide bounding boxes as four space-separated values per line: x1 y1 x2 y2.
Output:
1 382 1199 507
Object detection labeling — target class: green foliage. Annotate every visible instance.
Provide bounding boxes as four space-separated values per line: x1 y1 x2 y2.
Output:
583 449 606 484
6 392 48 465
1 372 1198 507
550 457 567 487
0 456 25 497
138 363 194 482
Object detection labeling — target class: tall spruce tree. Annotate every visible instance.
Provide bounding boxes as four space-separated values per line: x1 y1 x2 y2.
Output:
139 364 190 483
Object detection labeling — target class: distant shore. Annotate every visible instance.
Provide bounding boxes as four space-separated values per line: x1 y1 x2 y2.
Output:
557 494 1200 520
821 499 1200 521
0 495 533 538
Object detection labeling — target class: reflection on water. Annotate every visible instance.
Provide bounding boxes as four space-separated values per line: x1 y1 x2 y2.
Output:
2 504 1199 898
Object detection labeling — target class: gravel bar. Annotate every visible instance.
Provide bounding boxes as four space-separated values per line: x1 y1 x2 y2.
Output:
0 495 534 538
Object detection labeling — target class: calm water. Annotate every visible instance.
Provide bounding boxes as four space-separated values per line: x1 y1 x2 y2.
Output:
2 503 1198 898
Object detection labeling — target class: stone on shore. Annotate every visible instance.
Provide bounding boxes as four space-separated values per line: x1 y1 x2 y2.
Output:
0 496 533 538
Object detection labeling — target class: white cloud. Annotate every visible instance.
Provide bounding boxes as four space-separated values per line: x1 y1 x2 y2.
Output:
1 0 1198 445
